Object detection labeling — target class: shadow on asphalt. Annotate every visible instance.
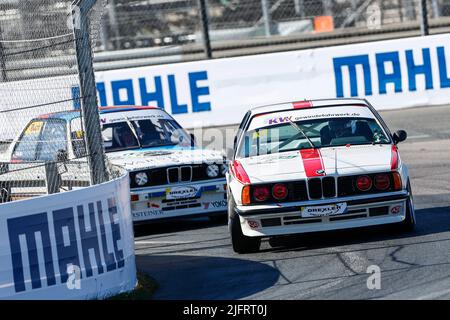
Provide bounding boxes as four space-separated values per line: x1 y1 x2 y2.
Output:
265 206 450 252
133 216 228 238
136 254 280 299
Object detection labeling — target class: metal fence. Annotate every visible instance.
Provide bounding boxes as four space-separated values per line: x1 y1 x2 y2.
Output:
0 0 108 202
96 0 450 61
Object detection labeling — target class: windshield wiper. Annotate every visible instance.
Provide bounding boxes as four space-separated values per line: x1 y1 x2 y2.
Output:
125 117 142 148
287 118 316 149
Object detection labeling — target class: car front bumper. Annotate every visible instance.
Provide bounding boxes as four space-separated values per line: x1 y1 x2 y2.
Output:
235 192 409 237
130 178 227 222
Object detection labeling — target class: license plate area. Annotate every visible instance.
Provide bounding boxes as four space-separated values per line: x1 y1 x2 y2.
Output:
301 202 347 218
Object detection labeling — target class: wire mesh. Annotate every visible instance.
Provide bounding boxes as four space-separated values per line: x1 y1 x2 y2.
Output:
90 0 450 65
0 0 108 202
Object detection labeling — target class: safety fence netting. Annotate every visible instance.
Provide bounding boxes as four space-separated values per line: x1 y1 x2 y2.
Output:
0 0 108 203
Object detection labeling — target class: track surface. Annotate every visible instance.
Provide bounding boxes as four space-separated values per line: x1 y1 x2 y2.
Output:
135 105 450 299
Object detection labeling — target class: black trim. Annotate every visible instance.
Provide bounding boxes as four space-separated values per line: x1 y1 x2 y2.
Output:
235 193 408 216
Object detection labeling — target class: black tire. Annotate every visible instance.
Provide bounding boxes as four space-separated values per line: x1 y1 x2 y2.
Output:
208 213 228 224
397 180 416 232
228 196 261 253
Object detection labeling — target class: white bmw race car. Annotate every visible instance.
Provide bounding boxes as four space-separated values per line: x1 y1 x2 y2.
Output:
227 99 415 253
2 106 228 223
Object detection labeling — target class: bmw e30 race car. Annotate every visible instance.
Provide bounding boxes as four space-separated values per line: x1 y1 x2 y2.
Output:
227 99 415 253
2 106 228 223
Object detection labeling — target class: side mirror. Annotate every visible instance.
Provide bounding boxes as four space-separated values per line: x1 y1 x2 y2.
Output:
393 130 407 144
190 133 196 147
57 149 69 162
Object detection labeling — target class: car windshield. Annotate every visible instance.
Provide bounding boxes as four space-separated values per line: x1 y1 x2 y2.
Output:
12 119 67 162
102 118 192 152
238 117 390 158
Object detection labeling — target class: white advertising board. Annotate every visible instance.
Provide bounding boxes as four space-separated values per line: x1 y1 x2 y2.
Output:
1 33 450 140
0 171 136 299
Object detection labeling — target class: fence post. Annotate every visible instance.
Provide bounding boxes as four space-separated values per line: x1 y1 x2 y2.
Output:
261 0 272 36
0 23 7 82
72 0 108 185
45 162 62 194
198 0 212 59
419 0 429 36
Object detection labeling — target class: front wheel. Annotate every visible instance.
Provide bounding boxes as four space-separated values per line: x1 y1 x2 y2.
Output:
228 197 261 253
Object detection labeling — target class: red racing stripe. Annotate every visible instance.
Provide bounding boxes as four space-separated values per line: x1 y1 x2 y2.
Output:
300 148 326 177
391 145 399 170
292 101 313 109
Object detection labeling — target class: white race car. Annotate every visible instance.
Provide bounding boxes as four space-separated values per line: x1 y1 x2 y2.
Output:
2 106 228 223
227 99 415 253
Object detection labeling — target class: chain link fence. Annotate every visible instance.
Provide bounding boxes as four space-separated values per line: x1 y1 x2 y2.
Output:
0 0 108 203
90 0 450 65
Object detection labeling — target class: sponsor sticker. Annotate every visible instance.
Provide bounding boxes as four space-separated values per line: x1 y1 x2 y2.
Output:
301 202 347 218
390 205 402 214
166 186 200 200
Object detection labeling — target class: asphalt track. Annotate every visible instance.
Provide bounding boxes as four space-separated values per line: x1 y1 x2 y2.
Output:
135 104 450 299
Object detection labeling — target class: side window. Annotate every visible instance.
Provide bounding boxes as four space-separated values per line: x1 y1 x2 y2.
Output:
36 120 68 161
70 118 87 158
234 111 251 156
12 120 45 161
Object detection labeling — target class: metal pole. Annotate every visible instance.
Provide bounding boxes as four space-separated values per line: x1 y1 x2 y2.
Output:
261 0 271 36
107 0 120 50
431 0 441 18
0 23 7 82
402 0 416 21
45 162 61 194
419 0 429 36
294 0 305 17
198 0 212 59
72 0 108 185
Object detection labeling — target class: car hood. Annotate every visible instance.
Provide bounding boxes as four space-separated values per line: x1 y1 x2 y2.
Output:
106 147 226 171
237 144 395 183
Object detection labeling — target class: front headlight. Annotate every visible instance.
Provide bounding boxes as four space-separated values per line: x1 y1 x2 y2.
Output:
135 172 149 186
206 164 220 178
220 163 228 176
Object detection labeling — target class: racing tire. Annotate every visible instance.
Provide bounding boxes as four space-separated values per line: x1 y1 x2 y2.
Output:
228 197 261 254
209 213 228 224
397 180 416 232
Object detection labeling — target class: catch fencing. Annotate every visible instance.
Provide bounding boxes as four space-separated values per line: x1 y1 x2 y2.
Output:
0 0 108 202
92 0 450 63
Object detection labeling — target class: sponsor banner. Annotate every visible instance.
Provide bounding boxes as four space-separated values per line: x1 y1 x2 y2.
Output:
91 33 450 128
247 106 374 130
1 34 449 140
0 171 136 299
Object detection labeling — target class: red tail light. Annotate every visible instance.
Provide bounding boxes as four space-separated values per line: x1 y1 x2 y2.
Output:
374 174 390 190
272 183 288 200
356 175 372 191
253 186 270 202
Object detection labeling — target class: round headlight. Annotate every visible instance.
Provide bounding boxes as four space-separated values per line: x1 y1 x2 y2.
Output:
135 172 148 186
206 164 220 178
220 164 228 176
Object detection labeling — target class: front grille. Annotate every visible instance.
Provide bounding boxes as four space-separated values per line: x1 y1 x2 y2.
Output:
308 178 322 199
307 176 336 200
180 166 192 182
130 163 226 189
167 167 179 184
